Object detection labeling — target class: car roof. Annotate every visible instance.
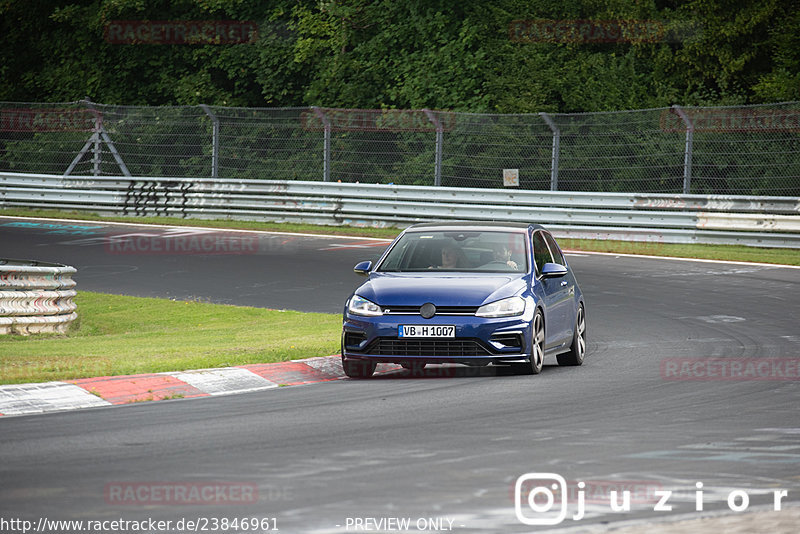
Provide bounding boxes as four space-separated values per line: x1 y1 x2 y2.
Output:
403 221 546 233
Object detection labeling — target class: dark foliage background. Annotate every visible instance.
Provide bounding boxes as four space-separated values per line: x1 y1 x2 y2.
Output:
1 0 797 111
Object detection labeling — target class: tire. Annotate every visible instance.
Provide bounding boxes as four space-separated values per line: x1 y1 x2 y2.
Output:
341 355 376 378
512 309 544 375
557 303 586 366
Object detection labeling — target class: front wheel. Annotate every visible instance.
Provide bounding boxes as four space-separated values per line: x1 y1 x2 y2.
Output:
511 309 544 375
557 303 586 366
341 356 376 378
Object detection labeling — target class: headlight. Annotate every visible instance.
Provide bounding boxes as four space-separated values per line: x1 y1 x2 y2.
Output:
475 296 526 318
348 295 383 316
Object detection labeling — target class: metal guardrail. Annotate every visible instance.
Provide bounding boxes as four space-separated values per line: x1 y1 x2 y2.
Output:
0 257 77 335
1 172 799 248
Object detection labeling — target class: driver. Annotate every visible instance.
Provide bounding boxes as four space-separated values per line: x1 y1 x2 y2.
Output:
439 244 463 269
489 243 518 270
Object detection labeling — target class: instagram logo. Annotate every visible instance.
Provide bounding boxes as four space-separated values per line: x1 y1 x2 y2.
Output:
514 473 568 525
515 473 791 525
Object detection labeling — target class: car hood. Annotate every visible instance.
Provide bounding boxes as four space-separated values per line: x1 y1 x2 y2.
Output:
355 272 527 307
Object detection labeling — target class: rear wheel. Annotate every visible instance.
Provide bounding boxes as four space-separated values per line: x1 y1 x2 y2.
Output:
512 309 544 375
341 356 376 378
557 304 586 366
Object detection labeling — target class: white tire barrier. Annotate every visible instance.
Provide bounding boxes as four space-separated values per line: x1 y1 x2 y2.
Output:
0 260 77 335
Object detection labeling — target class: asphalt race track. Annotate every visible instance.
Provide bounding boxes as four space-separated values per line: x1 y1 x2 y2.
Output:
0 218 391 312
1 217 800 533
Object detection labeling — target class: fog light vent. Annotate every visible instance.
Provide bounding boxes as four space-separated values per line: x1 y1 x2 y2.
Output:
344 332 367 348
490 333 523 349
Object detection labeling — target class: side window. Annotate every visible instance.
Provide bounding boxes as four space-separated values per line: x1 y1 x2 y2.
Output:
543 232 565 266
531 231 553 275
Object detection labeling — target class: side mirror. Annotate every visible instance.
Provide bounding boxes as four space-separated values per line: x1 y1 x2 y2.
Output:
353 261 373 276
541 262 568 278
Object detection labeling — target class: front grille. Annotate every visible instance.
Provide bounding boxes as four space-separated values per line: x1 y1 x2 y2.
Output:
383 306 479 316
365 338 492 357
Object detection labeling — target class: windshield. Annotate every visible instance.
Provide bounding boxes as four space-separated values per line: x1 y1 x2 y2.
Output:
377 230 528 272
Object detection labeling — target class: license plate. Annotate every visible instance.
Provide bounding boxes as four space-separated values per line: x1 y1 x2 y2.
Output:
398 325 455 338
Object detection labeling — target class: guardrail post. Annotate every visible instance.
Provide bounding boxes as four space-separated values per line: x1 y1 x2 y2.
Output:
539 112 560 191
423 109 443 187
200 105 220 179
672 105 694 194
312 107 331 182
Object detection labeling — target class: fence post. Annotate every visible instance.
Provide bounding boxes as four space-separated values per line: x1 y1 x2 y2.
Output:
423 109 443 187
539 112 560 191
311 107 331 182
88 98 101 176
672 105 694 194
92 118 101 177
200 104 219 179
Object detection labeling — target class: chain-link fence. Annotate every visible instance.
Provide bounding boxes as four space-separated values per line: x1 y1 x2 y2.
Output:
1 100 798 195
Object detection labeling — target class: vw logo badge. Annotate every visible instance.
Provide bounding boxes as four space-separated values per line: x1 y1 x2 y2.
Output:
420 303 436 319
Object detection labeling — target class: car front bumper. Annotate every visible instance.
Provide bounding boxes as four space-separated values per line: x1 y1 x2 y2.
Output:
342 311 535 366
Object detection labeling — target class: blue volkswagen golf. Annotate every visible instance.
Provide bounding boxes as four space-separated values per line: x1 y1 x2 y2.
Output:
341 222 586 378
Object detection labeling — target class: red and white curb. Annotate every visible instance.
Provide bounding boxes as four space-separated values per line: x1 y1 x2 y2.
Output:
0 356 401 417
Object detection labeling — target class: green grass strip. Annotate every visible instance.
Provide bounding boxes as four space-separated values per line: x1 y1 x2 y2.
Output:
558 238 800 266
0 292 342 385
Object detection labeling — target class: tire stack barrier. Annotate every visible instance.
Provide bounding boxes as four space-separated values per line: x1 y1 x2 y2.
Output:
0 259 77 335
